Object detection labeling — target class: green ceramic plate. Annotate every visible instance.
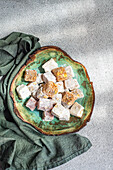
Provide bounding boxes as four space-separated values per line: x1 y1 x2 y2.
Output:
10 46 95 135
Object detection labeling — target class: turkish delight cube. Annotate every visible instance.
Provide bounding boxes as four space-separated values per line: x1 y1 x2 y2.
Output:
26 97 37 111
42 58 58 72
24 69 37 82
52 67 68 81
36 73 43 84
42 111 54 121
62 91 76 108
64 78 80 90
36 86 48 99
42 72 56 83
27 82 39 97
71 88 84 99
51 104 70 121
52 93 62 104
55 81 64 93
37 98 55 111
16 84 31 99
65 66 74 78
42 81 58 98
70 102 84 118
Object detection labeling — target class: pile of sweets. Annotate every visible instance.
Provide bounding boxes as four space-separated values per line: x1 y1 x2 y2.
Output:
16 58 84 121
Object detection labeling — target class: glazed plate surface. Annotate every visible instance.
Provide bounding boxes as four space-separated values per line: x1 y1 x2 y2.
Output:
10 46 95 135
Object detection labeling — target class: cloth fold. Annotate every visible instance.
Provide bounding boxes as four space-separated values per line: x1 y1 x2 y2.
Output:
0 32 92 170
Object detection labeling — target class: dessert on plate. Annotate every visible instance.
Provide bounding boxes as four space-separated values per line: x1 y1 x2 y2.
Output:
16 58 84 121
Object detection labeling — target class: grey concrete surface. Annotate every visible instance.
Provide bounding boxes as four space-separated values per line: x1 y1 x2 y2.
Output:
0 0 113 170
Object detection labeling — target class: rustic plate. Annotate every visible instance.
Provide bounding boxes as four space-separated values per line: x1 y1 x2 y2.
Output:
10 46 95 135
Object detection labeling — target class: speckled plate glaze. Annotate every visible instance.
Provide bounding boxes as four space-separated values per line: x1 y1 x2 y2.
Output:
10 46 95 135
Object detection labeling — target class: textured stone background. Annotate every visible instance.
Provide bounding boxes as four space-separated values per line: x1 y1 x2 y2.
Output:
0 0 113 170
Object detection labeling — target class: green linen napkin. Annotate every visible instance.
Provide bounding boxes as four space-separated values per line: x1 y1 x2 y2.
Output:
0 32 92 170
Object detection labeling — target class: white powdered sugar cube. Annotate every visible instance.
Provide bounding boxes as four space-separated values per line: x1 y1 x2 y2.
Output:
55 82 64 93
36 73 43 84
42 111 54 121
27 82 39 97
52 103 70 121
16 84 31 99
64 78 80 90
37 98 54 111
26 97 37 111
70 102 84 118
42 72 56 83
42 58 58 72
52 93 62 104
71 88 84 99
65 66 74 78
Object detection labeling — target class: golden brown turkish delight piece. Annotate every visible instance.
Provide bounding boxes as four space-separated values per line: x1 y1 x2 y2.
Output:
52 67 68 81
24 69 37 82
42 81 58 98
62 91 76 108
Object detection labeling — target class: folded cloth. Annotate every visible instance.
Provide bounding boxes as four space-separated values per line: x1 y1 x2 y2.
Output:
0 32 92 170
